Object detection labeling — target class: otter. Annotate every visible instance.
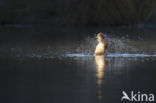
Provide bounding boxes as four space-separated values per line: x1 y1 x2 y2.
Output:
94 32 107 55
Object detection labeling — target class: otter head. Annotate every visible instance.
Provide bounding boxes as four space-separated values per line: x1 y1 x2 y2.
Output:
97 32 105 42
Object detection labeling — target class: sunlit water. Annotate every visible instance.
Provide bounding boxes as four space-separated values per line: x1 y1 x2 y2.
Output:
0 25 156 103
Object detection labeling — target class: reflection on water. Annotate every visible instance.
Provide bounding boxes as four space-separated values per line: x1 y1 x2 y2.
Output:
1 54 156 103
95 55 107 85
95 55 107 100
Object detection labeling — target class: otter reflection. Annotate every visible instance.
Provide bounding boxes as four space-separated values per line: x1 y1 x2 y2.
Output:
95 55 107 100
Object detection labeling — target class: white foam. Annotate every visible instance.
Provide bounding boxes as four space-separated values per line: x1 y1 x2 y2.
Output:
65 53 91 57
65 53 156 57
107 53 156 57
16 53 156 60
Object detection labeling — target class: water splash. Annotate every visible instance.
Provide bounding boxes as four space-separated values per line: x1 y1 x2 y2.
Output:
8 33 156 60
76 36 97 54
76 34 138 54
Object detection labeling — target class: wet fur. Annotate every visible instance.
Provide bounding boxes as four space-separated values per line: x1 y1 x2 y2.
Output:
95 33 107 55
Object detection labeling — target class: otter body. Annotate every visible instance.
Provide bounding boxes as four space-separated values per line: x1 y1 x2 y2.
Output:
95 33 107 55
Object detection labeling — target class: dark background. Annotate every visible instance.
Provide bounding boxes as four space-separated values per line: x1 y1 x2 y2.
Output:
1 0 156 56
0 0 156 26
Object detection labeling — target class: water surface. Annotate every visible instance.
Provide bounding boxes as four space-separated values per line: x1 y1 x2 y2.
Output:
1 26 156 103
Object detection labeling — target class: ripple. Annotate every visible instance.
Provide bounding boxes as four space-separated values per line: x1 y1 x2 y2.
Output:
15 53 156 60
107 53 156 57
65 53 156 57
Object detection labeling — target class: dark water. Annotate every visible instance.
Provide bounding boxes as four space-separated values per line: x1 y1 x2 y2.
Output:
1 56 156 103
1 25 156 103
